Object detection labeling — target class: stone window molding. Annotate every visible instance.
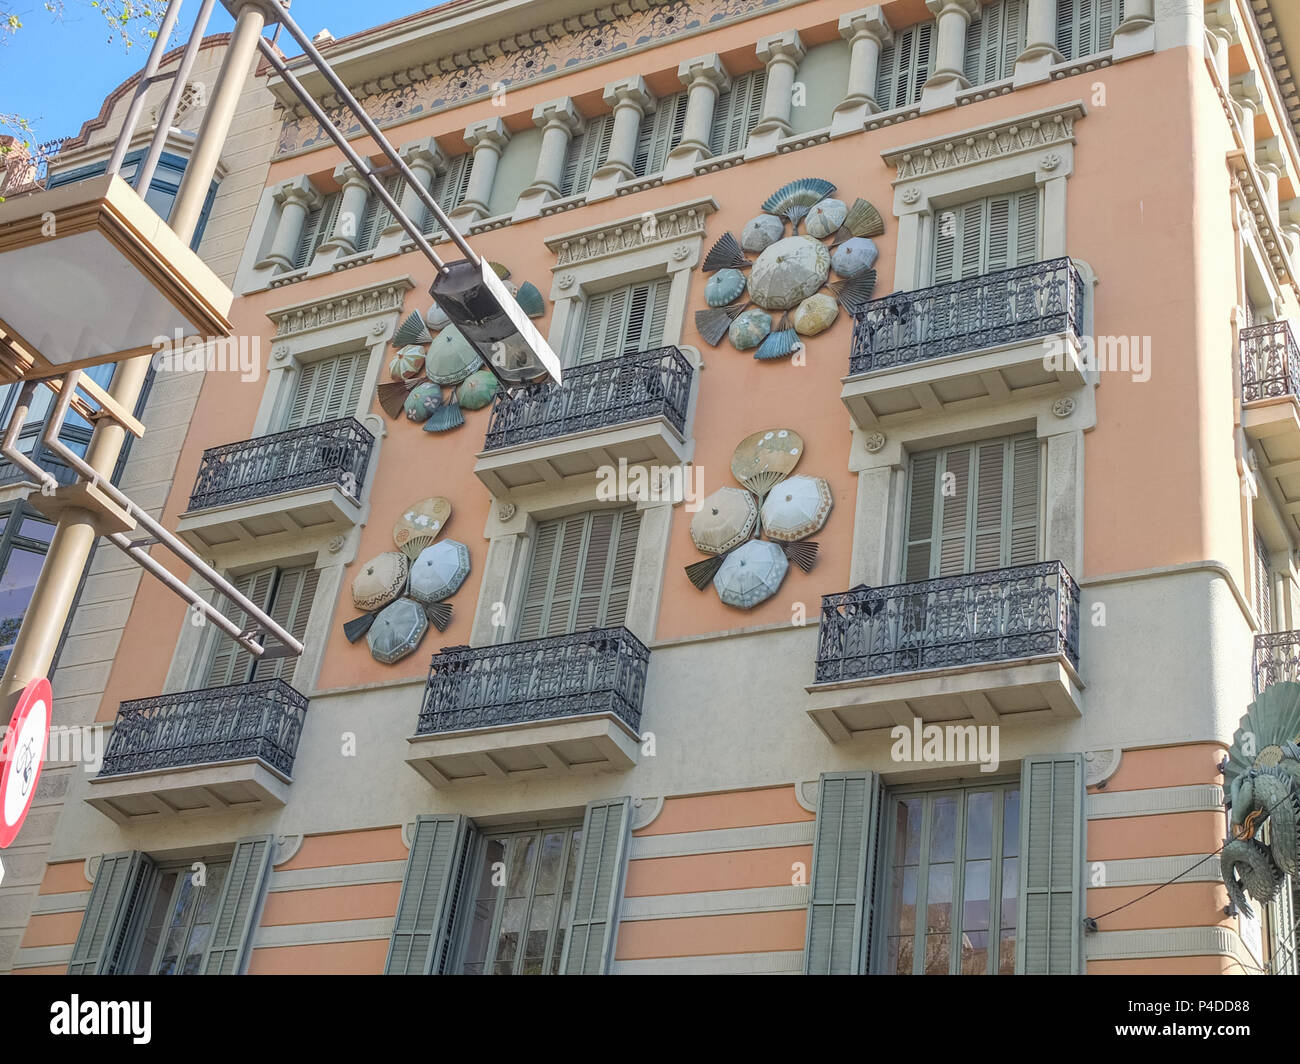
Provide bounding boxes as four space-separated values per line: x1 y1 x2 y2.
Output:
881 101 1085 290
163 547 349 700
542 197 717 360
468 479 676 650
847 374 1098 590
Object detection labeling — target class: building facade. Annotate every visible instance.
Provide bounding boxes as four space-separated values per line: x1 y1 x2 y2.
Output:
0 33 277 973
8 0 1300 975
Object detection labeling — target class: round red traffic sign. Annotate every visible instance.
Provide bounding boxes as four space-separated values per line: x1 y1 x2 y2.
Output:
0 678 51 848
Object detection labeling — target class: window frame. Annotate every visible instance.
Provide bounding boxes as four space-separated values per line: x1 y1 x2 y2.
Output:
873 776 1022 976
452 822 585 976
123 855 234 976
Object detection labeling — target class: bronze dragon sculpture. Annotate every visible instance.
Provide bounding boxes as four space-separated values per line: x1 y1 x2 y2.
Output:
1221 680 1300 917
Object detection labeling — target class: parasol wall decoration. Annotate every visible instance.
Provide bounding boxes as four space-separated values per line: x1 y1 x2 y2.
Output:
696 179 883 360
685 428 832 608
376 261 548 432
344 495 473 662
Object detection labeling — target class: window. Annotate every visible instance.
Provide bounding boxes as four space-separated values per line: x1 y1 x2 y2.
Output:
964 0 1026 86
293 191 341 270
903 435 1041 580
204 564 318 688
876 22 934 110
1056 0 1125 61
1255 529 1274 633
634 92 688 178
422 153 474 234
879 782 1020 975
709 70 766 156
68 839 274 975
516 509 641 639
0 510 55 670
129 859 231 974
356 173 404 252
932 190 1040 283
283 350 368 429
459 824 583 975
560 114 614 198
575 280 670 365
46 149 218 251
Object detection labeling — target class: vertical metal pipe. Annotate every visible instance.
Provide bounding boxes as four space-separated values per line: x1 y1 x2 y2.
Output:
136 0 219 194
105 0 186 178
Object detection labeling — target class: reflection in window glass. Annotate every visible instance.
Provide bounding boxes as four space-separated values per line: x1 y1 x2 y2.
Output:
133 861 230 975
882 784 1019 975
0 547 45 670
460 825 582 975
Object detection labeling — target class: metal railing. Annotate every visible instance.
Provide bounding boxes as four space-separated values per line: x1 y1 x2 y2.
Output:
187 416 373 511
483 347 692 451
1241 321 1300 403
1253 630 1300 694
814 561 1080 685
418 627 650 735
98 678 308 778
849 257 1085 375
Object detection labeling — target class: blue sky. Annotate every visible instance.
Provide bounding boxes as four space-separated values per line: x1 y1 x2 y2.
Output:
1 1 441 145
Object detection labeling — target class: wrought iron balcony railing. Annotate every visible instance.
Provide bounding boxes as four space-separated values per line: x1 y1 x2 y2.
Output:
187 416 374 511
98 678 308 778
483 346 692 451
849 257 1085 375
418 627 649 735
1253 630 1300 694
814 561 1080 685
1241 321 1300 403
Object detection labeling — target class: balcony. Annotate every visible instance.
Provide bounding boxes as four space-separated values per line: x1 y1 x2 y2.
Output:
406 627 648 786
805 562 1083 743
86 678 308 823
841 257 1088 428
1253 630 1300 693
474 347 694 497
1241 322 1300 538
176 417 373 551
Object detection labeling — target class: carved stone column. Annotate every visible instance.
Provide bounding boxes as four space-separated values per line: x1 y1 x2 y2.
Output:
390 137 445 238
665 54 730 179
588 75 654 201
257 175 320 271
1015 0 1065 87
921 0 978 112
514 97 583 221
454 116 510 225
746 30 806 158
831 7 893 137
319 163 371 255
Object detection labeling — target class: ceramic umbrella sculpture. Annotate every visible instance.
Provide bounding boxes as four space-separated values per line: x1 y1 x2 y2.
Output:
685 428 832 607
344 496 473 659
376 262 546 434
695 179 884 361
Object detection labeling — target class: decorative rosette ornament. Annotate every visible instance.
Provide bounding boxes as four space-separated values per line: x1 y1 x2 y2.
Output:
375 262 547 433
695 179 884 360
685 428 832 610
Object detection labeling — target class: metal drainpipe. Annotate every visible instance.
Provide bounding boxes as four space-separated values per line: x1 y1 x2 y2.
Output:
0 0 270 716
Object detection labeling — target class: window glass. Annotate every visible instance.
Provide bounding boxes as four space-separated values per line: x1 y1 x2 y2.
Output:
135 860 231 975
0 547 45 670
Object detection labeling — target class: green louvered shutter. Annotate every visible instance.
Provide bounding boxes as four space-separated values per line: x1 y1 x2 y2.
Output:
358 173 403 250
68 851 155 974
903 437 1041 579
876 21 934 110
386 814 475 974
285 350 368 428
201 834 274 974
709 70 766 156
932 192 1039 283
251 565 319 685
519 510 641 638
1016 753 1084 974
804 772 880 974
1057 0 1125 61
635 91 688 177
964 0 1026 85
561 114 613 197
560 796 631 974
423 154 473 233
293 192 339 269
205 567 276 687
625 279 671 351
